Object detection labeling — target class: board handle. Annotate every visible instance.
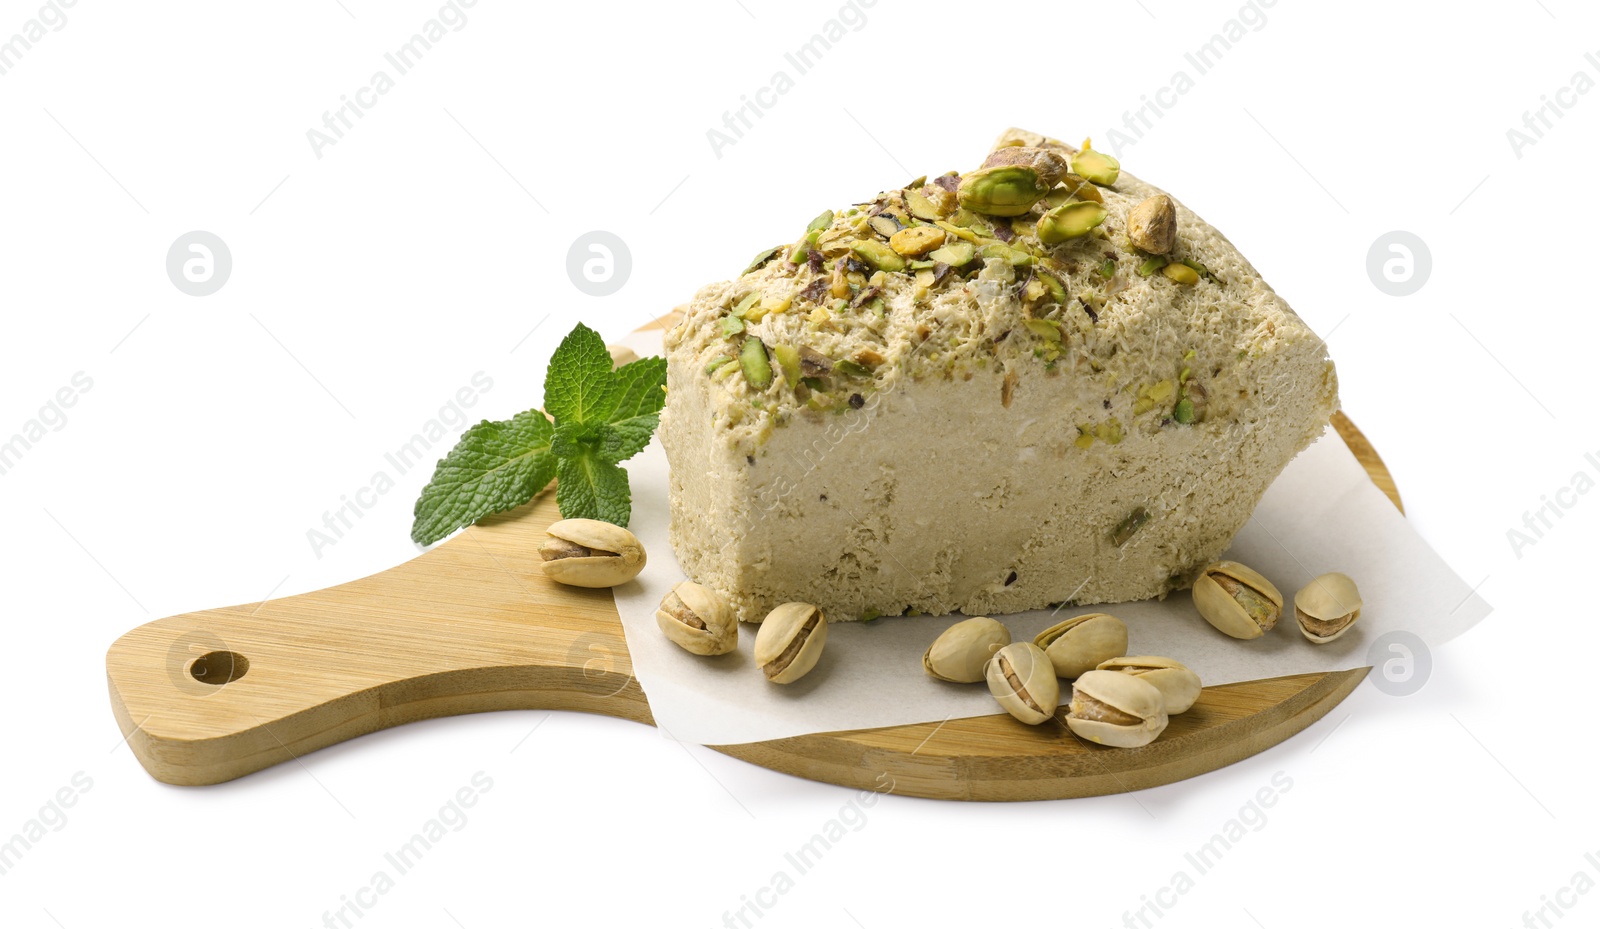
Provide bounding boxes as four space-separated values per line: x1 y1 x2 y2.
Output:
106 503 653 785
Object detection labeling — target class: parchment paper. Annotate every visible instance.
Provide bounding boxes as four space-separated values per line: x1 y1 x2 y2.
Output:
610 330 1491 745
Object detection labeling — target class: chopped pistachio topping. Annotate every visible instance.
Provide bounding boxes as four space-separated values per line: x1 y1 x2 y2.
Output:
741 245 784 276
1071 147 1121 186
740 336 772 390
1111 507 1150 546
851 239 907 273
1037 201 1108 245
928 241 976 266
1161 262 1200 285
1137 256 1169 277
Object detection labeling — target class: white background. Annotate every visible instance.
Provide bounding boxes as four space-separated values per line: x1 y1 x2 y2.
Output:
2 0 1596 926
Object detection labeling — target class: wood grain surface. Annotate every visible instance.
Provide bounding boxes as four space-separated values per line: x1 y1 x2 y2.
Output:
105 314 1398 800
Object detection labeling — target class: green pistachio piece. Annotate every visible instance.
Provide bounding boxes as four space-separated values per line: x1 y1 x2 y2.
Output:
739 336 773 390
889 224 946 258
851 239 907 273
956 166 1051 218
741 245 784 276
1059 175 1106 204
1024 318 1062 342
1036 267 1068 304
1098 258 1117 279
868 214 903 238
905 187 946 221
732 291 762 317
928 241 976 266
1070 149 1121 186
1182 258 1224 285
806 210 835 234
1137 256 1169 277
1041 188 1074 210
771 343 802 388
705 356 733 375
904 176 927 190
833 358 871 379
979 243 1035 266
1174 398 1196 424
1162 262 1200 285
1037 201 1108 246
719 315 745 339
1111 507 1150 546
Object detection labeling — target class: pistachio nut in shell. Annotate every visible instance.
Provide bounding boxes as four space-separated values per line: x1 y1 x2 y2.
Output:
984 642 1060 725
1192 560 1283 639
1066 670 1168 748
923 617 1011 683
957 166 1052 218
538 518 646 588
1126 194 1178 254
1096 656 1202 714
606 344 639 368
754 602 827 684
656 581 737 656
1033 613 1128 679
1294 572 1363 644
979 146 1069 188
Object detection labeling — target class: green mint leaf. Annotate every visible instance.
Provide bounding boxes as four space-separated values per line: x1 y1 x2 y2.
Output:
598 414 659 464
543 323 619 426
552 415 655 468
555 451 631 525
549 420 602 459
410 410 556 546
607 355 667 423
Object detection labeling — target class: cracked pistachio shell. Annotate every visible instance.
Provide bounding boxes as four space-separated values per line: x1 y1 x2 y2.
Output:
1066 670 1168 747
1294 573 1362 644
1096 656 1202 714
656 581 737 656
1126 194 1178 254
607 344 639 368
538 519 646 588
1192 561 1283 639
984 642 1060 725
1033 613 1128 679
979 146 1069 188
957 166 1052 217
923 617 1011 683
754 602 827 684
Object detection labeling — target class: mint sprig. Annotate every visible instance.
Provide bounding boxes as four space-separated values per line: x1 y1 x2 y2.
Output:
410 323 665 545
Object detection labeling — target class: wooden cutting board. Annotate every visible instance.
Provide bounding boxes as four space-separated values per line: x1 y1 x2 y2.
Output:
106 314 1400 801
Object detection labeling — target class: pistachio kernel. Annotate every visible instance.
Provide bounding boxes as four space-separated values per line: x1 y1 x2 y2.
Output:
1070 148 1121 186
889 224 946 258
739 336 773 391
851 239 907 273
1037 201 1109 246
1162 262 1201 285
956 165 1052 218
